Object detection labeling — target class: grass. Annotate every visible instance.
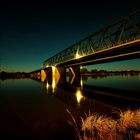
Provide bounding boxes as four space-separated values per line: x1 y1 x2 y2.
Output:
67 108 140 140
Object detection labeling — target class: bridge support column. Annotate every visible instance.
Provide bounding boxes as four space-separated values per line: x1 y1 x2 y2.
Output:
40 69 47 82
69 66 81 86
29 70 41 80
56 67 66 85
44 66 66 87
44 67 52 85
37 71 41 80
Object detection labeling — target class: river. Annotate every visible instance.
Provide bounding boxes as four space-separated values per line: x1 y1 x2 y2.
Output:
0 74 140 139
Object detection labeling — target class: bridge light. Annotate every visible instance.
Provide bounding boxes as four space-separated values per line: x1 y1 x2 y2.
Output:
52 66 55 73
52 66 56 93
51 66 60 93
75 52 81 59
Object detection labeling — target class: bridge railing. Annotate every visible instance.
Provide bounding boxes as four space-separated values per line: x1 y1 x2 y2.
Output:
44 9 140 67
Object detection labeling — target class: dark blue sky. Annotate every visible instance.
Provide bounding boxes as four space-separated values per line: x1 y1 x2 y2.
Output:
0 0 140 72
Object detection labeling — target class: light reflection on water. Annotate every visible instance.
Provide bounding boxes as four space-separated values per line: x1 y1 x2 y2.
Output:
45 82 49 91
75 88 85 104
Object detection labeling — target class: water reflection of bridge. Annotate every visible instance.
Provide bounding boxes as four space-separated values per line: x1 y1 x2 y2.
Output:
30 72 140 108
29 10 140 103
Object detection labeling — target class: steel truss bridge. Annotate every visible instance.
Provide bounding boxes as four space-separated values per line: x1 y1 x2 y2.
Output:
43 9 140 68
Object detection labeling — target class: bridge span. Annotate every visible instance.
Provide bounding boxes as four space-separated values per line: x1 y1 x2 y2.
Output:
52 39 140 67
30 10 140 85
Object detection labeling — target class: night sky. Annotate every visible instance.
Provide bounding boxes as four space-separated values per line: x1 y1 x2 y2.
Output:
0 0 140 72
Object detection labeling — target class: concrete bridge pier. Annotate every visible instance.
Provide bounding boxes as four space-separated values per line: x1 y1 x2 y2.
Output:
43 66 66 87
44 67 52 85
29 70 41 80
69 66 81 86
56 67 66 85
42 66 81 87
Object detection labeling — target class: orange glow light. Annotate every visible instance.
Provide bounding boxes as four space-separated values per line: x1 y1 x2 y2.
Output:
76 89 84 104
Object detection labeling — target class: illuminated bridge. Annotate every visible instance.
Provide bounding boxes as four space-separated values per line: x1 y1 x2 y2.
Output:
31 10 140 85
44 10 140 68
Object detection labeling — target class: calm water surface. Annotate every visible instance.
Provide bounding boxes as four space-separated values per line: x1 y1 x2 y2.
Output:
0 75 140 139
83 75 140 92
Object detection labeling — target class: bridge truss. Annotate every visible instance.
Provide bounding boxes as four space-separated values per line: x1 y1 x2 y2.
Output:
44 9 140 67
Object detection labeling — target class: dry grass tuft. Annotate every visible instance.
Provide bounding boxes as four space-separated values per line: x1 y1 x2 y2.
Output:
117 109 138 133
135 109 140 127
68 108 140 140
81 113 121 140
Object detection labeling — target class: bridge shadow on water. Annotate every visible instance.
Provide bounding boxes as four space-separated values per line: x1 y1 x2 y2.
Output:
57 83 140 109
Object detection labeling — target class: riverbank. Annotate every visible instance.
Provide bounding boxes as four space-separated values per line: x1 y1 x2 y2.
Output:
0 71 29 80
